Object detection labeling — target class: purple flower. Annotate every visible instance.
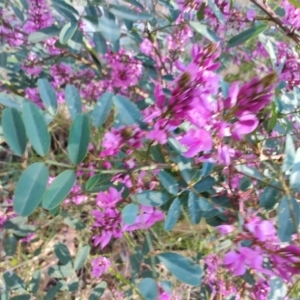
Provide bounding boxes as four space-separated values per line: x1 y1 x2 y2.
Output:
91 256 111 278
181 128 213 157
122 205 164 231
225 74 276 118
218 145 231 165
224 247 264 276
217 224 235 235
92 208 123 249
146 122 168 145
244 217 276 242
231 113 259 140
140 38 153 55
23 0 54 33
96 187 123 208
246 9 256 21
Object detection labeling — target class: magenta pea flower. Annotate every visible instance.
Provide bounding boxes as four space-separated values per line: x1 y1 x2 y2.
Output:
96 187 123 208
218 145 231 165
146 122 168 145
180 128 213 157
231 113 259 140
122 205 164 231
224 247 264 276
246 9 256 21
217 224 235 235
140 38 153 55
91 256 111 278
92 208 123 249
244 218 276 242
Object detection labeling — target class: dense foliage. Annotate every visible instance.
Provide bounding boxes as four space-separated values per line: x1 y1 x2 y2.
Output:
1 0 300 299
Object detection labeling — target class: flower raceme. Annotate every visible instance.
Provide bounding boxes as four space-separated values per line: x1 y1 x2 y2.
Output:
92 188 164 249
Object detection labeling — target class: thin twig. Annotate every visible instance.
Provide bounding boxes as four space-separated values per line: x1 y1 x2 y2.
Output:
250 0 300 44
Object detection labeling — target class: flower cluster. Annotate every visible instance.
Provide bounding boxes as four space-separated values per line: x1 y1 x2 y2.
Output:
92 187 164 249
277 42 300 90
23 0 54 33
281 0 300 32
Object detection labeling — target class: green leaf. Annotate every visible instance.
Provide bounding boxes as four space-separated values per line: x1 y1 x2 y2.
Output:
45 283 60 300
124 0 144 9
113 94 142 125
194 176 215 193
227 24 268 48
59 22 78 45
109 5 152 21
268 276 287 300
63 216 86 230
197 3 206 21
289 0 300 8
3 216 27 228
65 84 82 120
9 295 31 300
67 114 90 164
83 37 103 73
68 280 79 292
2 108 27 156
98 16 120 44
235 164 264 181
3 217 36 236
175 155 192 183
259 180 280 210
267 111 277 131
3 235 17 256
92 91 113 128
11 3 24 21
52 0 79 15
93 32 107 54
164 198 181 231
138 278 158 300
3 271 26 292
158 171 179 195
0 93 25 110
28 25 61 43
49 205 61 216
37 78 58 116
48 265 74 278
52 0 78 22
84 174 106 191
264 38 276 68
157 252 202 286
199 197 218 218
0 52 7 67
54 242 73 265
189 22 220 42
74 244 90 271
201 162 214 177
208 0 225 24
188 191 202 224
277 196 300 242
89 282 107 300
282 134 295 172
0 292 8 300
290 147 300 192
42 170 76 210
122 203 139 225
68 29 83 52
22 102 50 157
29 270 41 294
135 191 169 207
14 162 49 216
